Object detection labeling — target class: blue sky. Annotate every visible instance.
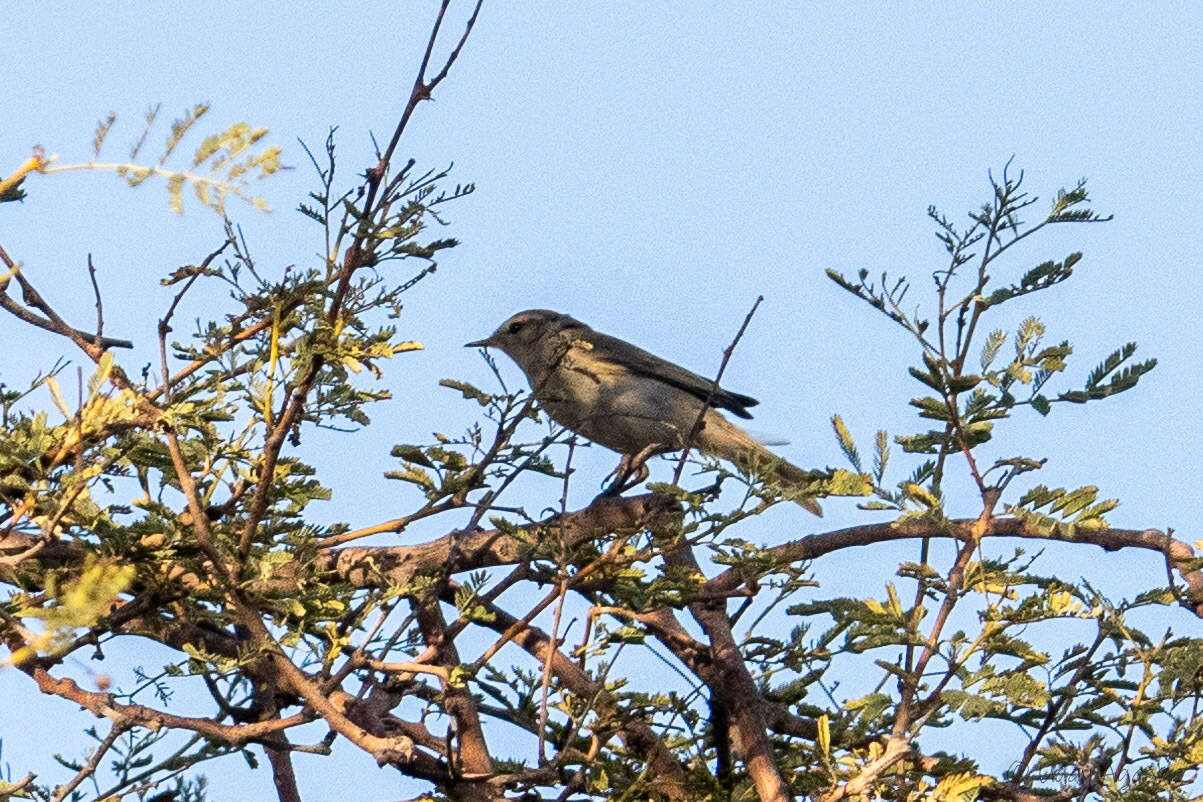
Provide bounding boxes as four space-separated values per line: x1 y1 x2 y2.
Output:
3 3 1201 799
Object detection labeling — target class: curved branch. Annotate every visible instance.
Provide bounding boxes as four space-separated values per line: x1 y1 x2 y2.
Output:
23 667 307 745
316 492 679 589
0 242 132 349
704 517 1203 617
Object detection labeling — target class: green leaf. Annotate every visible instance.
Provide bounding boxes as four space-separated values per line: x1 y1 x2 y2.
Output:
1074 498 1118 525
831 414 861 472
873 430 889 482
1016 484 1061 510
0 175 28 204
1096 358 1157 395
983 253 1080 307
922 349 944 377
946 373 983 394
1034 342 1072 372
1058 354 1156 405
901 482 941 509
386 466 436 492
1030 395 1051 416
990 456 1045 476
1050 486 1098 517
1015 317 1044 354
1048 182 1110 223
87 351 115 400
858 500 897 511
815 469 874 496
439 378 492 406
896 431 946 454
910 396 951 421
1086 342 1137 389
817 713 830 758
909 365 944 391
980 329 1006 371
44 375 71 417
607 626 647 645
391 444 435 468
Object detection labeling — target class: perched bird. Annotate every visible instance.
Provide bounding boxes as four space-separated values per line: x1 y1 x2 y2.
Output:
466 309 821 514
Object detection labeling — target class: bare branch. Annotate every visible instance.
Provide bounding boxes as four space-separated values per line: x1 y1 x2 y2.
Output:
672 295 763 486
704 517 1203 616
0 242 132 349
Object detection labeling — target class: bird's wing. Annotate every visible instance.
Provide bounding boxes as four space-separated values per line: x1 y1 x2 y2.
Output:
582 331 759 418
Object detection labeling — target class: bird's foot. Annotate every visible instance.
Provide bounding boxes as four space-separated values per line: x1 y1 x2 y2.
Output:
602 445 659 496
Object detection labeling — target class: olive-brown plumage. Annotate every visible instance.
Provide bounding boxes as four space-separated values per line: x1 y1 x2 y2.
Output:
467 310 820 515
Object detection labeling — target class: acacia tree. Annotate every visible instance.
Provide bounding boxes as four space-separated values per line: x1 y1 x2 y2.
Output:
2 6 1201 802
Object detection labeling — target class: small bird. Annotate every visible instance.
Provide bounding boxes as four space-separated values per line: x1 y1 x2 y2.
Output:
466 309 821 514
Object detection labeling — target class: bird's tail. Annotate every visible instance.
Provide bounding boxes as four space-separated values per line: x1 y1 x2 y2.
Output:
697 414 823 516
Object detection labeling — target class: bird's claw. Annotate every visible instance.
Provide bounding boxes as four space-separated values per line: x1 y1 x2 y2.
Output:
602 445 659 495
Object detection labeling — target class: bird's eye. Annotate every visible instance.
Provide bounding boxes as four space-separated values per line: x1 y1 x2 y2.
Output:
507 321 524 334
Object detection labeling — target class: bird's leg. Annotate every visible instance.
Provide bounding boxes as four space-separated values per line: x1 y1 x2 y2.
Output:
602 444 660 496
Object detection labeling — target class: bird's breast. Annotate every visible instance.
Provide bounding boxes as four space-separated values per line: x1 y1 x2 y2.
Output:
534 354 708 455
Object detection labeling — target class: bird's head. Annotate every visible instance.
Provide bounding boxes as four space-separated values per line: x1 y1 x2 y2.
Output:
465 309 587 368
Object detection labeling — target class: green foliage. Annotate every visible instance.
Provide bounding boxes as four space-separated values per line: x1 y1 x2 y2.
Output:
829 164 1153 527
982 252 1081 307
7 555 135 665
801 166 1198 800
3 134 1195 802
0 113 487 796
33 104 283 215
1009 484 1119 535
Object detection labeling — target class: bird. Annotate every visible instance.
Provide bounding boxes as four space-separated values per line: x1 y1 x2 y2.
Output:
466 309 822 515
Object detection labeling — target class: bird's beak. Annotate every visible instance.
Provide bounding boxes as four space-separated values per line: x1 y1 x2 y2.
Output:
465 336 494 348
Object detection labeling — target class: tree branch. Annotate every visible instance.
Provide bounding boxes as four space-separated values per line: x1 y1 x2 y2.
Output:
314 492 679 591
663 537 793 802
461 590 693 800
703 517 1203 617
21 666 308 745
0 242 132 349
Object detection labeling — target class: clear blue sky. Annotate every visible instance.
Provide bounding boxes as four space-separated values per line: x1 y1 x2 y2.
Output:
3 3 1201 799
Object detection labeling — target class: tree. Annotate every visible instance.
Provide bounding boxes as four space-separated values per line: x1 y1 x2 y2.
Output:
2 5 1200 802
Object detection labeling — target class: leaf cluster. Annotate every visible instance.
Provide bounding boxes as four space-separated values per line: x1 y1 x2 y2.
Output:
829 164 1154 524
44 104 284 215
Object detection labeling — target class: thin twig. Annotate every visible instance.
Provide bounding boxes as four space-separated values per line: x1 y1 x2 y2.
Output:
239 1 483 561
159 240 234 404
0 774 37 796
333 0 484 320
161 240 234 332
671 295 763 486
378 0 484 189
23 667 307 745
1012 628 1108 782
314 499 456 549
538 436 575 763
162 425 234 587
86 254 104 347
0 241 132 349
51 721 128 802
